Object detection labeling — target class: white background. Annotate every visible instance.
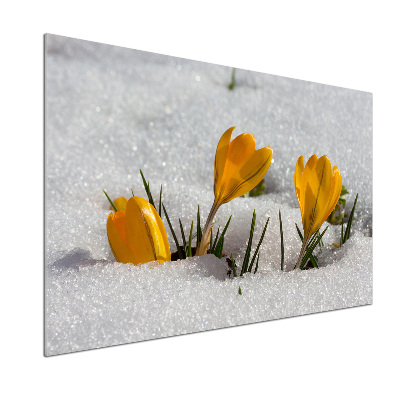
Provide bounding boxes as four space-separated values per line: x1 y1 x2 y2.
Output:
1 1 398 399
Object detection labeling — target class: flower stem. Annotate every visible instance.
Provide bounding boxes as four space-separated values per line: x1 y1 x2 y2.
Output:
195 201 219 256
295 238 309 270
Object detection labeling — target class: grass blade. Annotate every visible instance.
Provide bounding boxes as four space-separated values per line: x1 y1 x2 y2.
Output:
248 217 269 273
295 223 304 241
179 218 187 251
317 230 324 247
295 223 319 269
158 185 162 217
344 193 358 243
300 226 329 270
162 203 183 260
279 210 284 271
213 216 232 255
196 205 202 248
187 221 194 257
309 254 319 269
241 210 256 276
139 169 155 208
230 252 238 277
254 254 260 274
103 189 117 212
228 67 236 90
211 227 220 254
215 236 224 258
238 286 242 295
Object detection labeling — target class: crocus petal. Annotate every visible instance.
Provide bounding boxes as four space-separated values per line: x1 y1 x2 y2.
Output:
294 156 304 213
219 146 273 203
112 210 127 244
113 197 128 211
299 154 318 213
225 133 256 168
321 166 342 223
302 155 332 240
214 126 235 198
107 212 137 264
125 197 171 264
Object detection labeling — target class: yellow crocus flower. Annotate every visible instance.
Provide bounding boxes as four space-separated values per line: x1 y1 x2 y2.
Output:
196 126 273 256
294 154 342 269
107 196 171 265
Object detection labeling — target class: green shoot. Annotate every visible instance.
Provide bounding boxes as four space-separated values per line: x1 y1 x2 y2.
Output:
295 223 320 269
299 226 328 270
343 193 358 243
279 209 284 271
248 217 269 273
187 221 194 257
162 203 184 260
196 205 202 249
230 252 238 277
210 216 232 257
159 185 163 217
103 189 117 212
211 227 220 254
139 169 155 208
179 218 187 251
240 210 256 276
254 254 260 274
228 67 236 90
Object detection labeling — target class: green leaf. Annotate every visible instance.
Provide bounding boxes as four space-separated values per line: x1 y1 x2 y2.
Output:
139 169 155 209
230 252 238 278
212 216 232 256
343 193 358 243
187 221 194 257
254 254 260 274
295 223 304 241
248 217 269 273
196 205 202 248
215 236 225 258
103 189 117 212
241 210 256 276
228 67 236 90
299 226 329 270
238 286 242 295
159 185 163 217
295 223 319 268
211 227 220 254
162 203 183 260
179 218 187 251
279 209 284 271
309 255 319 269
317 229 324 248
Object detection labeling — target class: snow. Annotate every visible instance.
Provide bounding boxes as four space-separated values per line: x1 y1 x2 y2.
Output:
45 34 372 356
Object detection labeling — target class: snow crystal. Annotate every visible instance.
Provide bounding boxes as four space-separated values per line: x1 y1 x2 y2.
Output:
45 34 372 356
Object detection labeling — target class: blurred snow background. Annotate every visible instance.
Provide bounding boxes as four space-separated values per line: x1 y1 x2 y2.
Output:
45 34 372 356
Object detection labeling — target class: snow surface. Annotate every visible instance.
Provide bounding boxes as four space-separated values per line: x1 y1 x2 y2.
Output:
45 34 372 356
